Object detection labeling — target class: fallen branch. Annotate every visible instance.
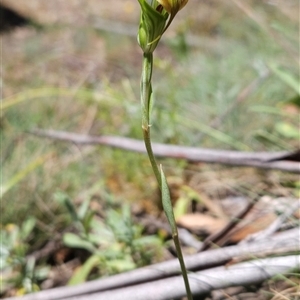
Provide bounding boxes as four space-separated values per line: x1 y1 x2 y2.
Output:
6 228 299 300
29 129 300 173
71 255 299 300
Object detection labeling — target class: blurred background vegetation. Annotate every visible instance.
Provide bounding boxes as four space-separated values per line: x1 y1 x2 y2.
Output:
1 0 299 296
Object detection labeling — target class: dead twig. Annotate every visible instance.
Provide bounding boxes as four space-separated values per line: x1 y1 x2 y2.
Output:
6 228 299 300
64 255 300 300
29 129 300 173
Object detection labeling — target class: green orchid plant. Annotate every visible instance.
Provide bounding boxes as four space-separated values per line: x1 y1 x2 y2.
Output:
137 1 192 299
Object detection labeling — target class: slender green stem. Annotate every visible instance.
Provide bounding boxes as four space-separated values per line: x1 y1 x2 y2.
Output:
141 53 161 185
140 52 193 300
173 233 193 300
143 127 161 186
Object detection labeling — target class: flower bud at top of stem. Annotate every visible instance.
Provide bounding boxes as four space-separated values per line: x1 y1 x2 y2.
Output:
137 0 189 54
137 0 168 53
157 0 188 14
157 0 189 33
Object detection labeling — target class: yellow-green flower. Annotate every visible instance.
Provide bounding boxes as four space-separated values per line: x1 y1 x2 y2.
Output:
157 0 188 15
157 0 189 33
